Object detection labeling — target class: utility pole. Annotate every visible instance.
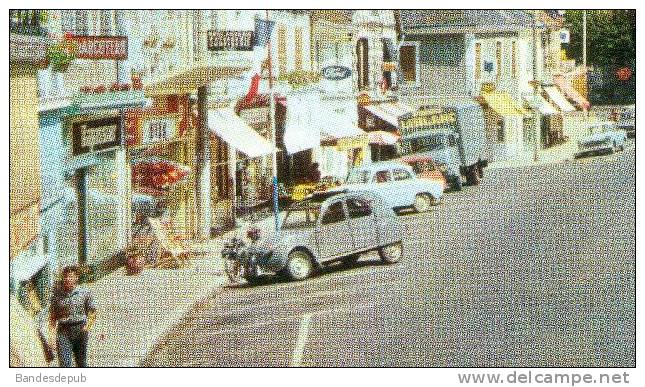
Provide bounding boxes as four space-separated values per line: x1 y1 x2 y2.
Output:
267 10 279 233
532 10 541 162
582 10 587 70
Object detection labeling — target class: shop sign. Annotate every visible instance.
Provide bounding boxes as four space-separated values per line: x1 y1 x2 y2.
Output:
481 82 496 94
382 62 397 72
399 107 457 137
357 93 371 106
337 135 368 151
66 35 128 60
142 117 179 144
322 65 351 81
72 116 122 156
207 30 254 51
559 29 570 44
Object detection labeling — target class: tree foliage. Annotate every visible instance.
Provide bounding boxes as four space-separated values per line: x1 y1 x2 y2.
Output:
564 10 635 69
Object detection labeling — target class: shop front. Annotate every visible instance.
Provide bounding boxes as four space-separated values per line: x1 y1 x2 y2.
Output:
358 97 414 162
316 97 370 181
126 94 196 241
207 108 275 227
523 92 562 148
478 90 530 161
61 112 130 270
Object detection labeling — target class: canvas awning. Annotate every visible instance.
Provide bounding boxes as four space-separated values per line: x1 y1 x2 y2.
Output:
368 130 400 145
544 86 576 112
364 102 415 127
554 75 591 111
481 91 529 117
283 93 322 154
208 109 274 158
319 111 366 140
523 94 558 115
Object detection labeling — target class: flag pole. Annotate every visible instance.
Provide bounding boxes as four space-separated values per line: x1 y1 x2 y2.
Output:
267 10 280 233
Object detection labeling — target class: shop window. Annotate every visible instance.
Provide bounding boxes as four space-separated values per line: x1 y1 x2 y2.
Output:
278 26 287 75
100 10 113 36
400 44 417 84
393 169 412 181
512 41 517 78
74 10 89 35
497 120 505 142
346 198 372 219
295 27 303 71
475 42 481 80
322 201 346 225
356 38 369 90
373 170 392 184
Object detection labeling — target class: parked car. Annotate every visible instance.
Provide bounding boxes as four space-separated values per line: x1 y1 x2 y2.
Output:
332 161 444 213
222 191 404 282
399 154 448 191
574 121 627 159
617 105 635 138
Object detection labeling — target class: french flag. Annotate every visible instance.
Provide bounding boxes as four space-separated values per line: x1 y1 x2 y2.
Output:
244 17 275 104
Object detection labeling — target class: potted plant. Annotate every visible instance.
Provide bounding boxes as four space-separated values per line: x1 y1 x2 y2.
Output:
47 40 76 72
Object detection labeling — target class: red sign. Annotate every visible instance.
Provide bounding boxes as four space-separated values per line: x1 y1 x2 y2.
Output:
616 67 633 81
67 35 128 60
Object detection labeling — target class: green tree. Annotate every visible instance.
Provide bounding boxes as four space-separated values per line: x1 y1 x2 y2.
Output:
564 10 635 69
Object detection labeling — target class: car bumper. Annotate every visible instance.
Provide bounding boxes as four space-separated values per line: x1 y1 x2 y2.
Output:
574 146 613 158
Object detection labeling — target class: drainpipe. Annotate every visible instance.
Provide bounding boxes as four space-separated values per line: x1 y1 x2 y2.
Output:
532 10 541 162
196 85 211 238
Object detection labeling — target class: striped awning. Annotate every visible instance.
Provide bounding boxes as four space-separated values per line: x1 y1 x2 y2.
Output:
544 86 576 113
523 94 558 115
554 75 591 111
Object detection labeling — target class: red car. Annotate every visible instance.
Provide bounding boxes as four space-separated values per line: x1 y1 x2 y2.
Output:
399 155 448 191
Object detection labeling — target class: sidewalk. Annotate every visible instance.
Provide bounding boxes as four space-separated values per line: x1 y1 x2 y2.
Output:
488 141 577 170
85 215 276 367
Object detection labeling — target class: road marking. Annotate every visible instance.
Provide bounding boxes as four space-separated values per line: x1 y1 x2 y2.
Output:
291 313 313 367
202 302 376 337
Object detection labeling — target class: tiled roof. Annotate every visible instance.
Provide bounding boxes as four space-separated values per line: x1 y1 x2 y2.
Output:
400 10 536 31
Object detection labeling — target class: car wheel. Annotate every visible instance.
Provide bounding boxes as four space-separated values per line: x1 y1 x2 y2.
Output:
453 176 463 191
286 249 313 281
611 141 617 154
224 260 244 283
341 254 360 266
413 194 432 213
466 169 480 186
379 242 403 264
477 165 484 179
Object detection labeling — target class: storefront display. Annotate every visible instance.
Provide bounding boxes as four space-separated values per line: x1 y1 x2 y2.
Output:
126 94 196 240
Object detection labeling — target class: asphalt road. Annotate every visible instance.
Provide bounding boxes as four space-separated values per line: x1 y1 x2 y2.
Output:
142 143 635 367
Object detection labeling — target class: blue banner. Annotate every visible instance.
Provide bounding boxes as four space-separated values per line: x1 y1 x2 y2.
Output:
254 18 275 47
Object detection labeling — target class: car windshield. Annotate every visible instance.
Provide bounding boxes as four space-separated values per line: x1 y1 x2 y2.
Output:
407 135 446 153
589 125 606 134
346 170 370 184
281 202 321 230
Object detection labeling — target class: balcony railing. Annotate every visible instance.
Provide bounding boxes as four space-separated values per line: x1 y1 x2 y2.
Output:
10 10 51 64
10 10 48 37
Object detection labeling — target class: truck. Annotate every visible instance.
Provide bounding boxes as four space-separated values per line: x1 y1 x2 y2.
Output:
396 101 488 191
